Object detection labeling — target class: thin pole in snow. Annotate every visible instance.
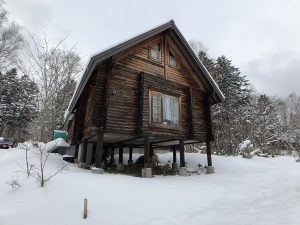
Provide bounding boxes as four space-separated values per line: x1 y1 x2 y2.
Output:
83 198 88 219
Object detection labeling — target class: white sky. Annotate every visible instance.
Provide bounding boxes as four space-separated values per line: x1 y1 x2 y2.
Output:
5 0 300 97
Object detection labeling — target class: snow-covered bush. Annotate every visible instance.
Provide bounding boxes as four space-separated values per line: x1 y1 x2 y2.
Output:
238 140 254 159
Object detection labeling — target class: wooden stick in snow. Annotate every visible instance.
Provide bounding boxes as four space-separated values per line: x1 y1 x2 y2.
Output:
83 198 88 219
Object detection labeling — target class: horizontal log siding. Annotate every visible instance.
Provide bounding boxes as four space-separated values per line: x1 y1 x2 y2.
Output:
81 65 107 139
164 34 200 89
192 88 210 142
92 65 107 128
105 65 139 135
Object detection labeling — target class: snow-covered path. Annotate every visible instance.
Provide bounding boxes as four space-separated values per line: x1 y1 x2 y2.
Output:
0 148 300 225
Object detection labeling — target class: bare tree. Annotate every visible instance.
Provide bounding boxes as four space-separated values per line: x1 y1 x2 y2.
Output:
188 40 208 56
0 2 23 71
20 34 83 141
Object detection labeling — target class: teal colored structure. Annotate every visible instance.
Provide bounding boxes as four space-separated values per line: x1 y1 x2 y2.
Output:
52 130 67 140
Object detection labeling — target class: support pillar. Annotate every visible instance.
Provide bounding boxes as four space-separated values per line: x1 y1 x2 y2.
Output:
117 144 124 171
118 144 123 164
110 147 115 164
179 139 187 176
179 139 185 167
142 135 152 177
149 143 154 156
206 140 212 166
144 135 150 168
81 139 88 163
206 140 214 174
128 147 133 165
68 144 77 157
172 146 177 163
95 132 104 168
77 142 83 163
74 143 79 159
86 142 93 165
172 146 178 171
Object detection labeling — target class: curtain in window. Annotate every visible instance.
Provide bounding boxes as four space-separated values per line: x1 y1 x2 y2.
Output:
162 95 178 124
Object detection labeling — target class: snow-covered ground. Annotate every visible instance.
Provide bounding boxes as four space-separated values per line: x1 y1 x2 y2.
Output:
1 147 300 225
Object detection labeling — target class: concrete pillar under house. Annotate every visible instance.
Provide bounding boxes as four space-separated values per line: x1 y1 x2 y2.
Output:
86 142 94 165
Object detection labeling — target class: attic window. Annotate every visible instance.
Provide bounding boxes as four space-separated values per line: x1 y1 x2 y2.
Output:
149 43 161 61
169 50 177 68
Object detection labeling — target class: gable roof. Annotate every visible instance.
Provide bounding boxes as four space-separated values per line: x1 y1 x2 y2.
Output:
64 20 225 121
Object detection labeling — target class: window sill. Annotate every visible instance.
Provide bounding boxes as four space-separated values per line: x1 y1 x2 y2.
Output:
150 123 182 130
149 57 162 64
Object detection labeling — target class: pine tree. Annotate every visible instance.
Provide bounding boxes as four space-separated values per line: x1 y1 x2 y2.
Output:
251 94 283 149
211 56 251 154
0 68 38 138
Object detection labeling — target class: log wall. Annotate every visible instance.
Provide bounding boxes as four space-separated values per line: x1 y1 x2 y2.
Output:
70 31 213 143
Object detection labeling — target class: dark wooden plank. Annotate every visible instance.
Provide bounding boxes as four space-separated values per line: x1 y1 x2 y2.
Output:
137 73 144 134
95 132 104 168
179 139 185 167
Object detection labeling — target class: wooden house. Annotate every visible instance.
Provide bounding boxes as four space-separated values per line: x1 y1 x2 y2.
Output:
64 20 224 176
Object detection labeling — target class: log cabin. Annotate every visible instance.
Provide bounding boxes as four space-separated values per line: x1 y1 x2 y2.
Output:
64 20 224 176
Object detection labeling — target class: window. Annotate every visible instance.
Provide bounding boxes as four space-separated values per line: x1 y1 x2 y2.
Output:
169 50 177 68
151 91 179 126
149 43 161 61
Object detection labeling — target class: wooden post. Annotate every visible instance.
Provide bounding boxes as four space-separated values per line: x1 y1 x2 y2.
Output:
149 143 154 156
172 146 177 163
188 87 194 139
83 198 88 219
95 132 104 168
119 144 123 164
110 147 115 164
179 139 185 167
144 135 150 168
81 139 88 163
206 140 212 167
129 147 133 161
137 73 144 134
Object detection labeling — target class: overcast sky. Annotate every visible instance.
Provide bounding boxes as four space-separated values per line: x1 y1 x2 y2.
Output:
5 0 300 97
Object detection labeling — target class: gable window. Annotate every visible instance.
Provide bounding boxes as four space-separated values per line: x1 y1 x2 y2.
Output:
169 50 177 68
149 43 161 61
151 91 179 126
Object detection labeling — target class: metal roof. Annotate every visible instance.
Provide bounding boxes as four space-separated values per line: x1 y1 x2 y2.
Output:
64 20 225 121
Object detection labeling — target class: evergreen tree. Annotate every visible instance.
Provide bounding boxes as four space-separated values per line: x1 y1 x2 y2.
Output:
211 56 251 154
0 68 38 138
251 94 283 149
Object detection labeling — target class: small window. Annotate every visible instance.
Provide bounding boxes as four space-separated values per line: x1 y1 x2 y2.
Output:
151 91 179 126
149 43 161 61
169 50 177 68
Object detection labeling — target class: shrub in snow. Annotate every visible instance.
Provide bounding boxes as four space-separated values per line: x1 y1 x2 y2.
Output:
4 173 21 188
135 154 160 167
135 155 144 165
238 140 254 159
19 141 68 187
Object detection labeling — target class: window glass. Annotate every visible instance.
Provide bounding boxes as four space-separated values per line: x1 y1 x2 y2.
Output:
151 91 179 126
149 43 161 60
169 51 177 68
152 92 161 123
